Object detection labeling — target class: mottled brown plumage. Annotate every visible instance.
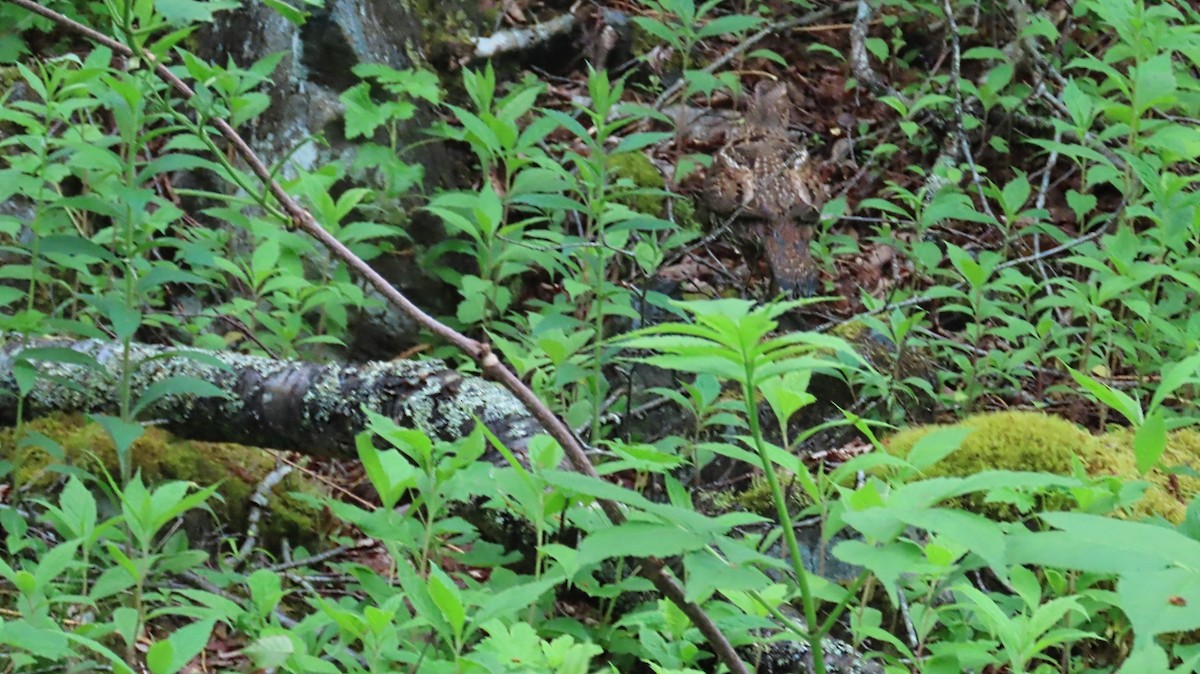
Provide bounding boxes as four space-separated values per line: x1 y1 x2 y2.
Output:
705 81 825 296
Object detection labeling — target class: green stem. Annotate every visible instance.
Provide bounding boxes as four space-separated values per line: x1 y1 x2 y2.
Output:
813 572 869 638
740 377 827 674
587 156 611 443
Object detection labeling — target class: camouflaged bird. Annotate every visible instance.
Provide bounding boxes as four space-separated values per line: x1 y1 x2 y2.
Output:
705 80 826 297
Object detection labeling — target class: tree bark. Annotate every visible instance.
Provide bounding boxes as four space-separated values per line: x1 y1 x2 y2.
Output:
0 335 544 457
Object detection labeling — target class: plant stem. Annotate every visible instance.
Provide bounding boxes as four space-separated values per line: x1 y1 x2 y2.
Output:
740 377 827 674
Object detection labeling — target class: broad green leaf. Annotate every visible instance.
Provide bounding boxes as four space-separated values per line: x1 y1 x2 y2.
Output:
0 620 71 658
696 14 763 38
832 539 933 605
14 347 102 370
577 521 710 566
243 634 296 669
1150 353 1200 412
1134 413 1167 475
1131 54 1177 116
356 434 417 510
38 234 116 263
91 414 145 460
131 376 230 418
155 0 240 24
427 565 466 642
1010 512 1200 573
1066 365 1142 425
1119 568 1200 639
682 549 771 604
148 619 216 674
898 509 1008 580
474 575 562 626
905 427 971 472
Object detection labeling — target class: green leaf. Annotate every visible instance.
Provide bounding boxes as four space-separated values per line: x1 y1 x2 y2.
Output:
0 286 23 309
131 376 230 418
146 637 176 674
866 37 888 61
577 521 710 566
242 634 296 669
260 0 308 23
909 93 954 115
356 434 417 510
61 631 136 674
833 539 932 606
341 83 383 139
1150 353 1200 413
474 575 561 626
155 0 240 23
1131 54 1177 116
923 191 996 228
1010 512 1200 573
1066 365 1143 425
758 370 815 436
682 549 771 603
147 619 215 674
150 481 220 532
33 540 81 586
1120 569 1200 638
906 427 971 472
696 14 763 38
427 564 466 642
14 346 102 370
749 48 788 65
1133 413 1167 476
39 234 116 263
899 508 1008 581
91 414 146 460
999 173 1030 216
632 17 684 48
53 476 98 539
136 266 209 294
0 620 71 658
613 133 672 154
1117 646 1171 674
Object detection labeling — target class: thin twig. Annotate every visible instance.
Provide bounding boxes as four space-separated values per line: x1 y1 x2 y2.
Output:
941 0 999 226
265 541 377 573
230 461 294 568
850 0 909 106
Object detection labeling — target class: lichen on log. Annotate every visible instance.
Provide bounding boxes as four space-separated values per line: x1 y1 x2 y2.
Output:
0 335 544 458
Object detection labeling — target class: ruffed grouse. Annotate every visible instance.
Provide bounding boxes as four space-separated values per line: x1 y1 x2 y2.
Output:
705 80 825 297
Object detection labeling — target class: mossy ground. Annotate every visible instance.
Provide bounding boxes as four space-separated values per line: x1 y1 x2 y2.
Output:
1 414 331 550
607 151 668 216
883 411 1199 523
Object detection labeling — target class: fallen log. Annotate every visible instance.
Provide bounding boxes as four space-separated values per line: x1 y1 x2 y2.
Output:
0 335 545 457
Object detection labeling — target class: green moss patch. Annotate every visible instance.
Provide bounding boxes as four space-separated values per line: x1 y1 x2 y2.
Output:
607 151 668 216
2 414 331 549
882 411 1200 523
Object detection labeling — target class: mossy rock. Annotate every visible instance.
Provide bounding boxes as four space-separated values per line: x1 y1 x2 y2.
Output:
1093 427 1200 524
882 411 1198 523
1 414 331 550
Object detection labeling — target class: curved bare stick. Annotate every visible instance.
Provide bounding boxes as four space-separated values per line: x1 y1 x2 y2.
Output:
2 1 749 671
850 0 907 105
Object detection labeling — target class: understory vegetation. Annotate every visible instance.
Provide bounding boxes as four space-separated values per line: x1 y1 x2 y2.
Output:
1 0 1199 672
